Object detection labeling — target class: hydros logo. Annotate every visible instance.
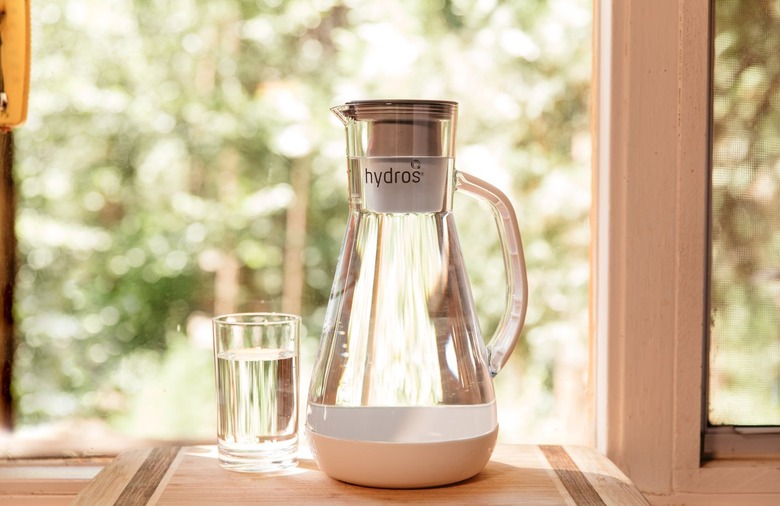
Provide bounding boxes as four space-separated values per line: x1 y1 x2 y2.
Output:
361 157 447 212
365 159 423 188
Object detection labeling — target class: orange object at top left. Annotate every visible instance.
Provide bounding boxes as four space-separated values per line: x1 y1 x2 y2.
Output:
0 0 29 131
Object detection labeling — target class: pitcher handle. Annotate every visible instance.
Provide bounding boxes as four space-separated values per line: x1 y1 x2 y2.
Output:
456 171 528 377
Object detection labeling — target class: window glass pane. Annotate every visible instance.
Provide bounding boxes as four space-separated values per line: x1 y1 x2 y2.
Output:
709 0 780 426
12 0 591 451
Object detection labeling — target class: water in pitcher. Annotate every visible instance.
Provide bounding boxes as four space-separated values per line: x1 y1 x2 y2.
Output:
307 208 498 441
309 215 494 397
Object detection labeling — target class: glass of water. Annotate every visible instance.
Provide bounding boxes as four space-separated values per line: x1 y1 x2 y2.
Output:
212 313 300 472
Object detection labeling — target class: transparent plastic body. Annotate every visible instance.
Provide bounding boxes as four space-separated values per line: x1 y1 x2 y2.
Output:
306 101 527 486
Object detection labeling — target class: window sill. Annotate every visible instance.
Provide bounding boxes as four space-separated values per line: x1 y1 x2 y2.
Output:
702 457 780 468
0 459 105 504
0 420 211 503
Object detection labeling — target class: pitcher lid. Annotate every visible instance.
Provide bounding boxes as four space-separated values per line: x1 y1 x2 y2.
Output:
332 100 457 122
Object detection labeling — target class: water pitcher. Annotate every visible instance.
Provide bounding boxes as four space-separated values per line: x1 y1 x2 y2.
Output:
306 100 528 488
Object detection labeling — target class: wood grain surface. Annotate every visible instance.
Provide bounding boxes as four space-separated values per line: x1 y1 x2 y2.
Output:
74 444 649 505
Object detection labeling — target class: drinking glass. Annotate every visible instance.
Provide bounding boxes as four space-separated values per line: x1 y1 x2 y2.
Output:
212 313 300 472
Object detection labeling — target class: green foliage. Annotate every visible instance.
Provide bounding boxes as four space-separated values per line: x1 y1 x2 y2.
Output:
14 0 591 441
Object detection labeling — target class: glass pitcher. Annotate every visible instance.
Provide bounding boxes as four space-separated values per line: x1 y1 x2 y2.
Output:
306 100 527 488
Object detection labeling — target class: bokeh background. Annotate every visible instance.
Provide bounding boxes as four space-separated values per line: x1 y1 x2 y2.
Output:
11 0 592 449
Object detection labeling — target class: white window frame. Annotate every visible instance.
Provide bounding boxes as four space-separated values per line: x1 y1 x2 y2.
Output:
594 1 780 504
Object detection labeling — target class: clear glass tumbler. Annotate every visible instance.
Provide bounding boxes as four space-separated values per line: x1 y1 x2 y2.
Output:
212 313 300 472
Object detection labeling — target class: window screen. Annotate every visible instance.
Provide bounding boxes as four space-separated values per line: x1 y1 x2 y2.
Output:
708 0 780 426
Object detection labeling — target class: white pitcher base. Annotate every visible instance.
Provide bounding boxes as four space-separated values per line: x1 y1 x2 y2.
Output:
306 426 498 489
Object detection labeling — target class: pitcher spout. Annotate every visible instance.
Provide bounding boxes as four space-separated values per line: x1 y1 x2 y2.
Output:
330 103 352 125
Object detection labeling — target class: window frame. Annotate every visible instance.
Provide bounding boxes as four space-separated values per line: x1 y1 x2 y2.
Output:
593 0 780 502
0 133 14 430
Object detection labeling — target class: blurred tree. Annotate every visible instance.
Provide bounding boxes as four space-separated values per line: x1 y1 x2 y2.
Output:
13 0 591 443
